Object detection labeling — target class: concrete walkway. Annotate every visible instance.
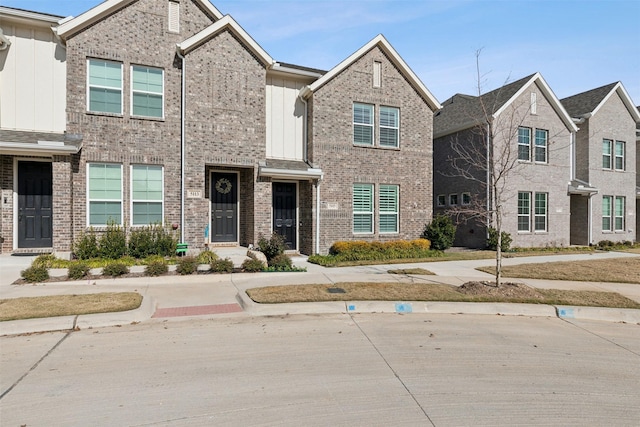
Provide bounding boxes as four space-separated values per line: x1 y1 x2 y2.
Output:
1 249 639 335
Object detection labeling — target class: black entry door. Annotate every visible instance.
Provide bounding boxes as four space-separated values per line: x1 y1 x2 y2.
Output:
211 172 238 242
273 182 296 250
18 161 53 248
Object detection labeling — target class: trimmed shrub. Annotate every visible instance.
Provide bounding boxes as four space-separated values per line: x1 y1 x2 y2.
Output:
242 256 264 272
197 250 219 264
268 253 293 270
153 224 178 257
145 259 168 277
257 233 286 262
99 221 127 259
487 227 512 252
21 265 49 283
67 261 90 280
32 254 56 269
73 228 99 260
210 258 234 273
128 226 155 259
422 215 456 251
102 262 129 277
176 256 198 275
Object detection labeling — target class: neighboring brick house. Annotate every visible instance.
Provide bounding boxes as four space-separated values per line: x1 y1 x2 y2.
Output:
433 73 578 248
1 0 440 256
561 83 640 245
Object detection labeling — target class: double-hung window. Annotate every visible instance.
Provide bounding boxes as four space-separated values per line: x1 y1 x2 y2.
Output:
534 193 547 231
353 103 374 146
534 129 548 163
614 141 625 171
88 59 122 114
602 196 612 231
518 127 531 161
449 194 458 206
614 196 625 231
379 106 399 148
437 195 446 207
132 66 164 118
518 192 531 231
131 165 163 225
602 139 612 169
461 192 471 205
88 163 122 226
353 184 374 233
379 185 399 233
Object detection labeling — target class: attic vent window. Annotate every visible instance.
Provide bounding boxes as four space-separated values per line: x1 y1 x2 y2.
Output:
373 61 382 88
168 1 180 33
530 92 537 115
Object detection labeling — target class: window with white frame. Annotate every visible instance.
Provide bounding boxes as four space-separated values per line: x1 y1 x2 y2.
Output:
614 196 625 231
379 106 399 148
131 165 163 225
461 192 471 205
449 194 458 206
353 184 374 233
518 192 531 231
602 139 612 169
88 163 122 226
534 192 547 231
379 185 399 233
132 65 164 118
437 194 446 207
353 103 374 146
88 59 122 114
614 141 625 171
534 129 548 163
518 127 531 161
602 195 612 231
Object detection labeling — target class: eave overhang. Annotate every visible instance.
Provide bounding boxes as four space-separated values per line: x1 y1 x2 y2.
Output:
568 180 598 196
0 140 82 156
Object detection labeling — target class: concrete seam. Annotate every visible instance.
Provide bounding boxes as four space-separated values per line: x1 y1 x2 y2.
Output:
560 317 640 357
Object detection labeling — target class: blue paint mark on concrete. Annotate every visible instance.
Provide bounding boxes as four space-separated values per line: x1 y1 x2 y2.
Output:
395 303 413 313
558 307 575 318
348 304 356 311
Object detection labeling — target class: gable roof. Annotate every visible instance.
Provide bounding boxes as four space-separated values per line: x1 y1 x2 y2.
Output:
434 72 578 138
176 15 273 66
300 34 441 112
560 82 640 122
55 0 223 40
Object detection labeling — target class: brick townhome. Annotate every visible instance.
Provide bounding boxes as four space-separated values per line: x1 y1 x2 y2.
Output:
0 0 440 255
433 73 578 248
561 82 640 245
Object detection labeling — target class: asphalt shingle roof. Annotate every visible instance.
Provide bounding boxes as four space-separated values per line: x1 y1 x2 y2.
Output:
560 82 618 118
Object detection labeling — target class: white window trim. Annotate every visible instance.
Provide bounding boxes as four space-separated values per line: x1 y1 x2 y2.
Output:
130 65 165 119
87 163 123 227
449 193 458 206
87 58 123 115
614 196 625 232
534 192 548 232
437 194 446 207
534 129 548 164
602 195 613 232
518 126 531 162
614 140 625 171
379 106 400 148
353 183 374 234
518 191 531 232
461 192 471 205
379 184 399 234
130 165 165 227
602 139 613 170
353 103 374 146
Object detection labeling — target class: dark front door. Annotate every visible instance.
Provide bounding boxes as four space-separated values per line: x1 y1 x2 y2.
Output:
211 172 238 243
273 182 296 250
18 161 53 248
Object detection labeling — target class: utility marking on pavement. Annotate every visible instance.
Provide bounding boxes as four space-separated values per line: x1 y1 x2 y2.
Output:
395 303 413 313
347 304 356 311
557 307 575 319
152 304 242 318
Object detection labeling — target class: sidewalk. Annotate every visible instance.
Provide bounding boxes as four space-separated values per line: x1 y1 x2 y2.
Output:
1 250 639 335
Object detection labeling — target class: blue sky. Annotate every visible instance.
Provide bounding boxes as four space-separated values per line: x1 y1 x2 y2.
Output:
4 0 640 103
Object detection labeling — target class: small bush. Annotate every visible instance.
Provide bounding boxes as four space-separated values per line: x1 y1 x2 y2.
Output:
67 261 90 280
21 265 49 283
210 258 234 273
145 259 168 277
197 250 219 264
242 256 264 272
176 256 198 275
102 262 129 277
128 226 155 259
487 227 512 252
422 215 456 251
257 233 286 262
268 253 293 270
32 254 56 269
73 228 99 260
99 221 127 259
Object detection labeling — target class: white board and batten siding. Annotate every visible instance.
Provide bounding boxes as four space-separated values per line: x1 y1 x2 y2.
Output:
266 77 305 161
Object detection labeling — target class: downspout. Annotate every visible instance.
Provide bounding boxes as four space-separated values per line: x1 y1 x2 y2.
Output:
176 47 186 244
316 176 322 254
588 195 593 245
